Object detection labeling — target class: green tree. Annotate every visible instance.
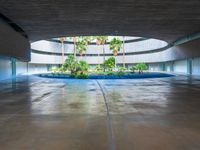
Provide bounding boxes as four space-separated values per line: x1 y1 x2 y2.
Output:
122 36 126 68
76 40 88 56
96 36 108 45
83 36 94 44
130 65 136 73
74 60 89 79
109 38 122 67
77 61 89 72
59 37 65 64
103 57 115 71
62 55 78 74
96 36 108 69
109 38 122 56
135 63 148 73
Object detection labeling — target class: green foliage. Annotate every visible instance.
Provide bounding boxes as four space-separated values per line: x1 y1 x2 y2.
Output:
51 67 60 74
116 71 125 76
51 66 66 74
74 73 88 79
106 71 114 76
59 66 66 73
134 63 148 73
66 36 93 44
103 57 115 71
72 60 89 79
76 39 88 55
50 36 149 78
62 55 78 73
96 36 108 45
76 61 89 72
118 67 126 72
61 55 90 79
95 65 103 72
130 65 136 73
83 36 94 44
109 38 122 55
116 67 126 76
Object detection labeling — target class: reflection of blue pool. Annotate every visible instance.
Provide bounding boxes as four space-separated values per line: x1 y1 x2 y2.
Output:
38 72 175 79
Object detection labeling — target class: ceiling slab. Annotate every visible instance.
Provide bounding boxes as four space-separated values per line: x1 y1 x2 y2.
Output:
0 0 200 43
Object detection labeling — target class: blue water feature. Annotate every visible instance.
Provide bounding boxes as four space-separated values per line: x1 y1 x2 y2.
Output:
37 72 175 79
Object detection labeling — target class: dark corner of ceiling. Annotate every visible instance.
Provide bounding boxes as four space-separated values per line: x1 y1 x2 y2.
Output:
0 12 30 62
0 12 28 39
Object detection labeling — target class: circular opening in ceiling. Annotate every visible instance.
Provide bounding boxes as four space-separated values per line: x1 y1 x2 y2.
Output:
31 36 169 54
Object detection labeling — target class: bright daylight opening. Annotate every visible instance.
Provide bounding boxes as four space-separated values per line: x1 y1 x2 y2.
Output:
31 36 170 79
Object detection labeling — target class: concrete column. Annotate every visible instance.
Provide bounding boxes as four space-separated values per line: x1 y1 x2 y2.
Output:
11 58 16 76
26 62 28 74
170 62 174 72
159 63 165 71
187 58 192 75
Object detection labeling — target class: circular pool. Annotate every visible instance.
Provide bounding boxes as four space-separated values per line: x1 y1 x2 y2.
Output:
37 72 174 79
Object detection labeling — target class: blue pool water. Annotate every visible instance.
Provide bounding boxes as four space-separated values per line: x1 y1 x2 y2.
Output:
38 72 175 79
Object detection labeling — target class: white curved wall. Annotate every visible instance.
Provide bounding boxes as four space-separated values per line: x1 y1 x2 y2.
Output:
30 38 170 64
30 42 196 65
28 38 200 75
1 38 200 81
124 39 167 52
31 53 64 64
192 58 200 75
31 38 168 54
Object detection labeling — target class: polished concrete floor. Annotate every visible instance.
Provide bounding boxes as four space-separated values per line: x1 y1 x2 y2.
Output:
0 75 200 150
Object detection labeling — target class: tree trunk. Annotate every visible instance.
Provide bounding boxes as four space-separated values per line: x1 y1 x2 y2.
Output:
123 36 125 68
60 38 65 64
115 56 117 68
98 52 100 66
73 37 76 59
61 41 64 64
103 44 105 72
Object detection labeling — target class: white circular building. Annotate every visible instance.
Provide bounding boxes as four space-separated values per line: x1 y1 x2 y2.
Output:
28 35 200 75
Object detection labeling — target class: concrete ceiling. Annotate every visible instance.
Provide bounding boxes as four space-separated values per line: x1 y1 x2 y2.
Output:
0 0 200 43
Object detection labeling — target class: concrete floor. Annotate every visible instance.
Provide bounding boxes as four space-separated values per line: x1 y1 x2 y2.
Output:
0 75 200 150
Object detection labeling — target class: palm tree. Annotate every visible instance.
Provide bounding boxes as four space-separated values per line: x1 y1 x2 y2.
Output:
72 37 77 59
76 38 88 60
109 38 122 67
82 36 93 59
96 36 108 69
122 36 126 68
59 37 65 64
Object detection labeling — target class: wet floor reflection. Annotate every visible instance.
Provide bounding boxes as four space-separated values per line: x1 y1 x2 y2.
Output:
0 75 200 150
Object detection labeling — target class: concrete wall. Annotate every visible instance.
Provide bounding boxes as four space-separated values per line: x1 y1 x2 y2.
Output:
31 38 168 54
148 63 161 71
0 56 12 80
192 57 200 75
16 61 28 75
173 60 188 74
31 53 64 64
1 34 200 80
0 56 48 81
165 62 173 72
28 64 48 74
2 56 200 81
0 19 31 80
30 38 200 65
28 38 200 75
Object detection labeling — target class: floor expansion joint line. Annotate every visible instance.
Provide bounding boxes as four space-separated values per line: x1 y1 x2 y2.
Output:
96 80 116 150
